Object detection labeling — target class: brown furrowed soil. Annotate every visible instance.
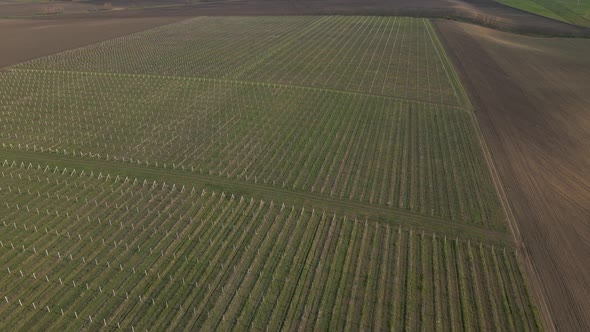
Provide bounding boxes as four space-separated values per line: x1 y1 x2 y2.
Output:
0 16 188 68
435 19 590 331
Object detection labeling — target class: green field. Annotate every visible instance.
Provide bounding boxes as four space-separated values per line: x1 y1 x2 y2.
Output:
0 69 502 227
16 16 468 106
0 162 538 330
496 0 590 27
0 16 540 330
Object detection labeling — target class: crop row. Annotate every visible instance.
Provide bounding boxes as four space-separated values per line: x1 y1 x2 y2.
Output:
0 160 539 330
0 70 502 226
14 16 466 106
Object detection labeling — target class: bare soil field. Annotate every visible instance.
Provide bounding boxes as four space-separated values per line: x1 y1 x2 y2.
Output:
1 0 588 36
0 0 190 17
435 19 590 331
0 16 187 68
0 1 96 17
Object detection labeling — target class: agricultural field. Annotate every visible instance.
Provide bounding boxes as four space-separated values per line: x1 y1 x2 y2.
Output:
0 17 186 69
435 20 590 330
16 16 468 106
0 15 545 331
0 0 193 18
495 0 590 27
0 161 539 330
0 69 502 227
495 0 571 23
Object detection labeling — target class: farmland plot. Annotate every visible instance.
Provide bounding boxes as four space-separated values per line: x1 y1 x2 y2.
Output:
14 16 467 106
0 15 544 331
0 161 539 330
0 70 502 227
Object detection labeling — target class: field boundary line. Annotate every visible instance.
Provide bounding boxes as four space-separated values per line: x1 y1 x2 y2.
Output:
6 68 472 113
466 112 552 331
431 22 551 329
0 149 512 245
424 19 472 109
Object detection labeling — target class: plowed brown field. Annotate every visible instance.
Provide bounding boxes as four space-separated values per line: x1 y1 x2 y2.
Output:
435 19 590 331
0 17 187 68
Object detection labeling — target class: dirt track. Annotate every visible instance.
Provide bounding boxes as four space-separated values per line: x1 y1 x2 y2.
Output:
0 16 187 68
435 19 590 331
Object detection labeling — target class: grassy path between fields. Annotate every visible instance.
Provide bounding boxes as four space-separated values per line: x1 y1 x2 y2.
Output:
0 148 510 246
